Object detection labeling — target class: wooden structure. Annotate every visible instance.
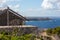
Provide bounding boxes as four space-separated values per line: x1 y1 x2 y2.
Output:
0 7 26 26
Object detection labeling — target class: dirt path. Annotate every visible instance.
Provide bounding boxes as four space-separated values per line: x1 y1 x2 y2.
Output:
40 31 57 40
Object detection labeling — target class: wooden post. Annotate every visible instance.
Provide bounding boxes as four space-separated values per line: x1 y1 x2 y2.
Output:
7 7 9 26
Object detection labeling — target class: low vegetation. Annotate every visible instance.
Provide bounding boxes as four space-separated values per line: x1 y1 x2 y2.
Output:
46 26 60 36
0 27 37 40
0 34 36 40
0 27 60 40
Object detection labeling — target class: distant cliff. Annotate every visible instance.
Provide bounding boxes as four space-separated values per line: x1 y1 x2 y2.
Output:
26 17 52 21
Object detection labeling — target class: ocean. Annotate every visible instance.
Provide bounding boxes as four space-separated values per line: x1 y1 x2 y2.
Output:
25 17 60 28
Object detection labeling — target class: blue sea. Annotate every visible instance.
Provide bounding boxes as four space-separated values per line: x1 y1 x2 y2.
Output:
25 17 60 28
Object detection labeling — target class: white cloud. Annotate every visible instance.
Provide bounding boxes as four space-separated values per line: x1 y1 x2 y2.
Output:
0 0 8 7
7 0 20 1
22 9 60 17
0 0 21 7
0 0 7 4
41 0 53 9
57 2 60 9
0 0 21 12
0 0 20 3
25 8 41 12
8 4 20 12
41 0 60 9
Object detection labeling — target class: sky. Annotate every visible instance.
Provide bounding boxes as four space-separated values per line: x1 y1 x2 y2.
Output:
0 0 60 17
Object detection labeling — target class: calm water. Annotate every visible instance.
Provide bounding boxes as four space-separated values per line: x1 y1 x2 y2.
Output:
25 18 60 28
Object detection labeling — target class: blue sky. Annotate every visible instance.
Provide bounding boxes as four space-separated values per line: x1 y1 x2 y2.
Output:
0 0 60 17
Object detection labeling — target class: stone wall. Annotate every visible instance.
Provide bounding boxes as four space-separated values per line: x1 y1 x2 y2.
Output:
0 25 38 36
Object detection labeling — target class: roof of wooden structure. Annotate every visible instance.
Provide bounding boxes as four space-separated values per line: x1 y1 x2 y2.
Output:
0 7 26 20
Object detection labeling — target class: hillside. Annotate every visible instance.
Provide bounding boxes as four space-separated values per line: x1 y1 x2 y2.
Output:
26 17 52 21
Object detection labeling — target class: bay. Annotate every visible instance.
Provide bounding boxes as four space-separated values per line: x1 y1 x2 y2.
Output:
25 18 60 28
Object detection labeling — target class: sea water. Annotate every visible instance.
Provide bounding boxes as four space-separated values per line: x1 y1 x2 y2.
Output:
25 18 60 28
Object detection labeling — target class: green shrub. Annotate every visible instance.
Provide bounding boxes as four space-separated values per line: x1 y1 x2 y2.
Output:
46 26 60 35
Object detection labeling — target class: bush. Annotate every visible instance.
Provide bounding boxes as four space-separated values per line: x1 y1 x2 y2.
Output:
46 26 60 35
0 33 36 40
